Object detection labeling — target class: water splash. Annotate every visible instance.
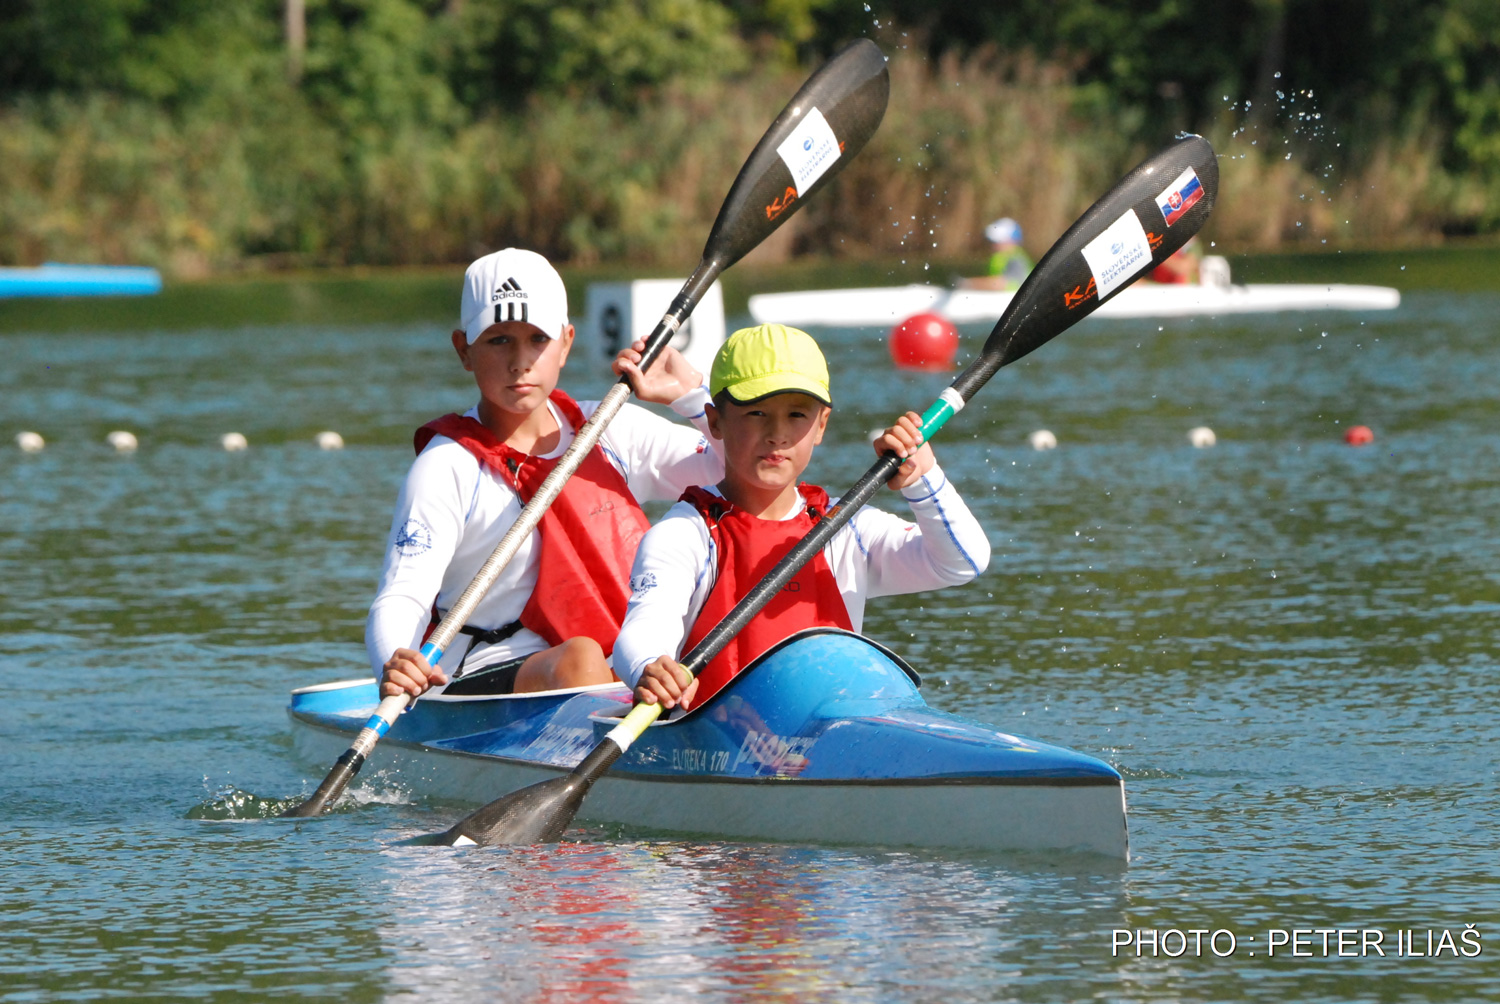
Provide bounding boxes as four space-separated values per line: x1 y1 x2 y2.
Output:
186 772 415 820
185 785 301 820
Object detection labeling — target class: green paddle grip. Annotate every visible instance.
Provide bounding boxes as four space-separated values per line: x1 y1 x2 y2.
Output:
917 388 967 442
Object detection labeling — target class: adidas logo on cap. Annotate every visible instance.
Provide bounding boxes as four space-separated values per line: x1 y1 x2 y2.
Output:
493 277 526 300
492 277 529 324
461 248 569 343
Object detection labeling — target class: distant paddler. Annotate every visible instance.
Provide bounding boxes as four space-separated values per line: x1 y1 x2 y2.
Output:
960 217 1033 291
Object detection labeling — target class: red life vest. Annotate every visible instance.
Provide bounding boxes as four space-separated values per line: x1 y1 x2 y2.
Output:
679 484 853 703
414 390 651 655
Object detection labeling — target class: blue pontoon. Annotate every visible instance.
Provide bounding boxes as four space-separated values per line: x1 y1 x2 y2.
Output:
0 264 162 298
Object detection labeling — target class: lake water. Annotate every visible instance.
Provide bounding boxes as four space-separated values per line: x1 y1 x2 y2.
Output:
2 280 1496 1001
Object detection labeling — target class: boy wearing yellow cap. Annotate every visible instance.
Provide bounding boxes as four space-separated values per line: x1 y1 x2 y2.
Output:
369 248 723 700
613 323 990 710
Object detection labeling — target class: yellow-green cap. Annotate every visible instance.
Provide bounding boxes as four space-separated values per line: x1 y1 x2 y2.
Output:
710 323 831 405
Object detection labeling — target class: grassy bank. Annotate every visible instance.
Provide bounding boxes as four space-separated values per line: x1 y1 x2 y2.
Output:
1 49 1493 278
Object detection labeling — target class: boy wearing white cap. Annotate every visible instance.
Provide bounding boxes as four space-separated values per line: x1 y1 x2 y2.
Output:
613 323 990 711
370 248 723 698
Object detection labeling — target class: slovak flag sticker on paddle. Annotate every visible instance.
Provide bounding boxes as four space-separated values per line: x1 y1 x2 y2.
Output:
1157 166 1204 227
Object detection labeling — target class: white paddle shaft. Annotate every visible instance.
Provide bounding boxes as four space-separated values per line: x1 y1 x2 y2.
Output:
369 380 634 725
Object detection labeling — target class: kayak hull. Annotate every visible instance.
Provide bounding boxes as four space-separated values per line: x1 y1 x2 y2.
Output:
289 630 1128 858
747 281 1400 327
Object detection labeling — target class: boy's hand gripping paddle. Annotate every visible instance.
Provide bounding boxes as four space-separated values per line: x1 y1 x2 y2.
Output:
434 134 1220 846
281 39 890 818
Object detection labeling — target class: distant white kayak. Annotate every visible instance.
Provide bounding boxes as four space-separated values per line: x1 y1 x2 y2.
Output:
749 281 1400 327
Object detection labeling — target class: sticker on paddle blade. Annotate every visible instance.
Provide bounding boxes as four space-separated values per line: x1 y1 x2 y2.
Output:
1157 166 1205 227
776 107 840 196
1081 209 1153 300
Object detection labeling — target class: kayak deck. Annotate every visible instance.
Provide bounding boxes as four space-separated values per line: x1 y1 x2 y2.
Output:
289 630 1129 857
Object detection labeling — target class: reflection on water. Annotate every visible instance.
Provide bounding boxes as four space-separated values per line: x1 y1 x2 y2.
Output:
2 292 1497 1001
376 839 1126 1004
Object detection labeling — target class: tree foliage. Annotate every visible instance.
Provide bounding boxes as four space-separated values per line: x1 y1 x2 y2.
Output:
0 0 1496 267
2 0 1495 152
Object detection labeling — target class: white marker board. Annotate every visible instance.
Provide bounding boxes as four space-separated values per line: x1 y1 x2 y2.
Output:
582 279 726 377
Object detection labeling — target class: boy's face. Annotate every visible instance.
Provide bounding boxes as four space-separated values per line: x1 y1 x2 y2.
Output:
707 392 829 495
452 321 573 416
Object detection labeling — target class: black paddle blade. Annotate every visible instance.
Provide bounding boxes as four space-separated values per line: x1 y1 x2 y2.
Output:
704 38 889 272
976 134 1218 379
434 735 626 846
435 774 587 846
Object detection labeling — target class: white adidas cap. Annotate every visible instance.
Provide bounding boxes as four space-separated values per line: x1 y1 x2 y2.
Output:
460 248 569 344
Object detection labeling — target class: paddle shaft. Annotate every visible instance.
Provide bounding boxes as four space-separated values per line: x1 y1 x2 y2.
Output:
567 388 976 779
440 360 1059 841
675 132 1222 676
286 39 892 819
517 133 1223 804
283 263 720 818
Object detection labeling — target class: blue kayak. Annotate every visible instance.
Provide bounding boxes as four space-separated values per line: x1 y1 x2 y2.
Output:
288 629 1128 857
0 263 162 298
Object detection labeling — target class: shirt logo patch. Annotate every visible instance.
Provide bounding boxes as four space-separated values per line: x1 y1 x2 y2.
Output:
630 572 658 596
394 518 432 555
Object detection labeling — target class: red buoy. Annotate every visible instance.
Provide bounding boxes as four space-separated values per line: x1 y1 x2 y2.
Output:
1344 425 1374 446
889 312 958 371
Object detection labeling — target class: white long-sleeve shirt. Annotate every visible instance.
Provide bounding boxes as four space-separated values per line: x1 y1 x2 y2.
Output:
611 463 991 689
366 389 722 677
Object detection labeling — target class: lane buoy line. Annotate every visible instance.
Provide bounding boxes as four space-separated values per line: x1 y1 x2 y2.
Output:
10 432 349 451
12 428 1397 452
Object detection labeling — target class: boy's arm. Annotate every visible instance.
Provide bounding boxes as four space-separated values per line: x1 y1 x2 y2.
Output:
593 335 722 501
857 462 992 597
598 396 725 503
611 504 714 690
364 442 472 676
855 412 990 596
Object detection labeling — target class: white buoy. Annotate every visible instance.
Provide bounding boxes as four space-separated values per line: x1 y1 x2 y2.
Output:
221 432 248 452
1028 429 1057 451
16 431 44 453
315 430 345 450
106 430 138 453
1189 426 1216 448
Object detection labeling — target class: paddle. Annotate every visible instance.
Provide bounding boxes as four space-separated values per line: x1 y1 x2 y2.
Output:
433 133 1219 847
280 39 891 819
